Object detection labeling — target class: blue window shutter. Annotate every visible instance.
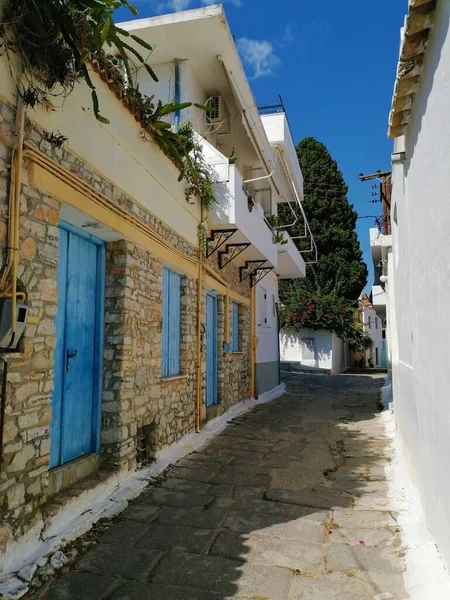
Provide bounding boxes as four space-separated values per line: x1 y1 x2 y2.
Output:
232 303 239 352
162 269 170 377
169 270 181 376
162 268 181 377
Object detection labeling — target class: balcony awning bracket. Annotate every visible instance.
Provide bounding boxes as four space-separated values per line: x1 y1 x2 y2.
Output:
206 229 237 258
250 267 274 288
240 260 267 282
219 243 251 270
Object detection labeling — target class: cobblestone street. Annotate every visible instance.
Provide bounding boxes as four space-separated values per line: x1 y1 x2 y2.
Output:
36 374 407 599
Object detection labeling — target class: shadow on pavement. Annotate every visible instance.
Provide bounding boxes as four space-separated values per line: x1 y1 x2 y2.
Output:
37 373 407 600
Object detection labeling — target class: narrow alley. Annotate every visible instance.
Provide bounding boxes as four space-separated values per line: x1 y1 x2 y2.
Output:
34 374 406 600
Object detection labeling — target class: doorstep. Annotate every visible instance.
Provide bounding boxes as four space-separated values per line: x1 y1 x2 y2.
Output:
48 453 101 497
206 404 225 423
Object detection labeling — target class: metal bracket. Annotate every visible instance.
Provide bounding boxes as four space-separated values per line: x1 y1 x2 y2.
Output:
250 267 274 288
239 260 267 282
206 229 236 258
219 243 251 270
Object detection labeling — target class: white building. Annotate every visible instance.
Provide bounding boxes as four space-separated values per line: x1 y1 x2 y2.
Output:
386 0 450 571
120 7 311 398
0 4 312 573
369 228 390 368
280 329 349 375
358 295 385 368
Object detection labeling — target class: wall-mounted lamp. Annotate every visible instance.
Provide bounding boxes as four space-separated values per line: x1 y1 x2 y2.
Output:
380 275 388 284
391 151 406 164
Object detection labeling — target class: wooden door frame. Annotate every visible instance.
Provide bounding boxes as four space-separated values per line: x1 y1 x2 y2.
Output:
206 293 218 407
50 221 105 468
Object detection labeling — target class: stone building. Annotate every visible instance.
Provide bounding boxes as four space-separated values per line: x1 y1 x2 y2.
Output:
0 5 309 570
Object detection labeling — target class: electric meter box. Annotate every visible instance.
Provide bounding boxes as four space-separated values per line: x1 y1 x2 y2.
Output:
0 298 28 349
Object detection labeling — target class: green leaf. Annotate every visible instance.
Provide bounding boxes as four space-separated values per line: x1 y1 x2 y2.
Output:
144 63 159 82
152 121 172 129
114 26 131 37
131 34 152 51
117 39 145 64
157 102 191 117
194 102 215 113
91 90 110 123
101 16 111 44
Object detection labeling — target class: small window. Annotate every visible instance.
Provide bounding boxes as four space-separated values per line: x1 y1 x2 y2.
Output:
231 302 239 352
162 268 181 377
259 286 268 327
375 347 379 366
375 317 378 330
382 330 386 339
368 316 372 329
272 293 276 318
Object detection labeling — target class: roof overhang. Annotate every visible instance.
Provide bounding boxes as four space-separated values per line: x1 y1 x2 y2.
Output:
388 0 437 139
117 5 274 169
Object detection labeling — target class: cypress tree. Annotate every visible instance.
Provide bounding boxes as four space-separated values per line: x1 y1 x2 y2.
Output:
278 137 370 350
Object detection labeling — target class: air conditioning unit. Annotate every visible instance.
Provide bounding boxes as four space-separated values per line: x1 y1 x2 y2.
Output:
205 96 230 134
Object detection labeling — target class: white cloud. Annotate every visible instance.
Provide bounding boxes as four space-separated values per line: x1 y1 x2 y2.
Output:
237 37 280 79
146 0 242 12
166 0 192 9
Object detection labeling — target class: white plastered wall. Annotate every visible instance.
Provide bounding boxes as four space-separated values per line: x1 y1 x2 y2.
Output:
389 0 450 569
0 55 201 248
256 272 279 365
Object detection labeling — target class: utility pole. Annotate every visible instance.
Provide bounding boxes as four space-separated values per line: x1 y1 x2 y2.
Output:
359 170 392 235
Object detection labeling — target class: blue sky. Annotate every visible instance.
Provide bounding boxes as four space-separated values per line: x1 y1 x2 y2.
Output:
116 0 407 291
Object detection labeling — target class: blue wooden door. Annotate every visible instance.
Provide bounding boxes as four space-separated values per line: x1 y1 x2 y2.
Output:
50 224 105 468
206 294 218 407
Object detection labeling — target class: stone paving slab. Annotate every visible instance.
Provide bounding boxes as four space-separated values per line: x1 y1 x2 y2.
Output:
150 552 293 600
153 506 227 529
76 543 162 580
37 373 408 600
210 530 324 571
134 523 217 553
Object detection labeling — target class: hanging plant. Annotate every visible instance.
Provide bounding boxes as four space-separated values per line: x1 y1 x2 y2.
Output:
266 214 288 245
0 0 218 217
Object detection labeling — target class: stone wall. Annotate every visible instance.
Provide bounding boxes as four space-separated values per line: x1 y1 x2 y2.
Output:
102 240 198 471
1 102 61 547
0 96 252 552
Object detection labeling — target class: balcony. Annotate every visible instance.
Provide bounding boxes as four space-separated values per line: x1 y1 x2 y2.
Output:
275 232 306 279
372 285 387 311
202 137 278 266
370 227 392 266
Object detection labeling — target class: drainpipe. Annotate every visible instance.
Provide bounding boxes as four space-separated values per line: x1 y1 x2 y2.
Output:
10 98 25 346
250 285 256 399
174 59 181 133
195 233 203 432
0 97 26 341
0 358 8 475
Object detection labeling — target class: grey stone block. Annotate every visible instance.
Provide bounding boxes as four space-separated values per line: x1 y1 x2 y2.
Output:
109 583 221 600
150 552 293 600
144 489 213 508
135 524 217 553
99 521 152 546
155 506 227 529
210 530 324 571
77 543 162 580
45 572 119 600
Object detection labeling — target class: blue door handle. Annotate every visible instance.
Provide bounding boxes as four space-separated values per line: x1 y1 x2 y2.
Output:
66 349 78 373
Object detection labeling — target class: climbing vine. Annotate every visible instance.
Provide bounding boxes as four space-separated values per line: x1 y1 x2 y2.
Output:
279 292 373 352
0 0 217 218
